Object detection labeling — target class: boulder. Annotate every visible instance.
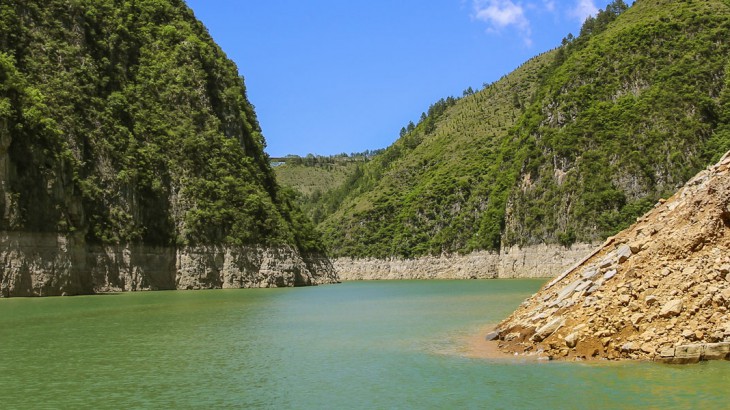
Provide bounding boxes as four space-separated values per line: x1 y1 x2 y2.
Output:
553 280 583 304
485 331 500 341
621 342 638 352
617 245 633 263
582 268 599 279
575 280 593 293
630 313 644 327
702 342 730 360
629 240 648 254
659 347 675 358
640 343 654 354
672 344 703 364
532 316 565 342
565 332 579 348
660 299 683 318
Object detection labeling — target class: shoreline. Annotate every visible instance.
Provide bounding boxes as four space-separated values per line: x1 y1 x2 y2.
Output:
462 325 522 360
333 243 597 281
456 324 546 362
463 325 646 364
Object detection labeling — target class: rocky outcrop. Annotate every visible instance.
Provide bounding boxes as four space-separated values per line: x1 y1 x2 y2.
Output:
492 152 730 362
0 232 338 297
333 243 596 280
175 246 337 290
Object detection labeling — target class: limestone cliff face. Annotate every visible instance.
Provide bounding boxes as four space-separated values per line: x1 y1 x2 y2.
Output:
334 243 596 280
174 246 337 290
492 152 730 362
0 232 338 297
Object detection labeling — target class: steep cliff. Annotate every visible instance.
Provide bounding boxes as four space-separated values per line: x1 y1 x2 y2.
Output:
492 152 730 362
0 0 337 296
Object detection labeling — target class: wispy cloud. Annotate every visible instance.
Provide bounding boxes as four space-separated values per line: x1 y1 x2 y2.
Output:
471 0 618 46
473 0 532 45
569 0 599 22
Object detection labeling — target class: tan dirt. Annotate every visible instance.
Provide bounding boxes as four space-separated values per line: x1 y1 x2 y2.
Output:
491 152 730 362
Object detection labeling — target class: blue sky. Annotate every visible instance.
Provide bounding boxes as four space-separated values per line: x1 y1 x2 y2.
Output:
185 0 626 157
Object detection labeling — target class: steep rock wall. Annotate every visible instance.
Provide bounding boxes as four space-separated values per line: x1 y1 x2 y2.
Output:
333 243 596 280
0 232 338 297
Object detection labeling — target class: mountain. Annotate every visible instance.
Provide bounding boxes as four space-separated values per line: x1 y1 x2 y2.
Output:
492 151 730 362
0 0 336 297
317 0 730 260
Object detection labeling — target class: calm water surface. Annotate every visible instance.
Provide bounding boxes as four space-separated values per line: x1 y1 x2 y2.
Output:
1 280 728 409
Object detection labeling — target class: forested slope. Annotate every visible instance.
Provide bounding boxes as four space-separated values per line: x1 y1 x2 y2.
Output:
319 0 730 259
0 0 335 296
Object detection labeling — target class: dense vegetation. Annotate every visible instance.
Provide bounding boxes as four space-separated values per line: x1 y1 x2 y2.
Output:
504 0 730 246
312 0 730 258
0 0 324 253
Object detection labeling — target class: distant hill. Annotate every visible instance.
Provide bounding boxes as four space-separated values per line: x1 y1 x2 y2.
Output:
273 152 381 224
276 159 360 197
274 153 378 196
316 0 730 259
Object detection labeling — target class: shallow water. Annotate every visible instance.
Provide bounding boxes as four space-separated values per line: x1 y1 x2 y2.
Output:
1 280 728 409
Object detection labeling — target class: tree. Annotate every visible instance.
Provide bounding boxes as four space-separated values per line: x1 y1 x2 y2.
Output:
561 33 575 46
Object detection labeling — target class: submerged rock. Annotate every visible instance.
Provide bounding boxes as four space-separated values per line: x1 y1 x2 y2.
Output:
485 331 500 341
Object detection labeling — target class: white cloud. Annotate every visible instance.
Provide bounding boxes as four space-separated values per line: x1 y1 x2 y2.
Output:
543 0 556 12
473 0 532 45
569 0 599 22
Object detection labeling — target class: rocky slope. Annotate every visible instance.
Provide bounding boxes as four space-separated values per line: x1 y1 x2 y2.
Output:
0 0 337 296
491 152 730 363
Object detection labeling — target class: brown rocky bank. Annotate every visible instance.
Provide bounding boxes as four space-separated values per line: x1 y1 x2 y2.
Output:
491 152 730 363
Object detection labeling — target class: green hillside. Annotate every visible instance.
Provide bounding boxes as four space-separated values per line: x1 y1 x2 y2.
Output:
0 0 324 253
273 153 377 224
319 0 730 258
275 158 360 197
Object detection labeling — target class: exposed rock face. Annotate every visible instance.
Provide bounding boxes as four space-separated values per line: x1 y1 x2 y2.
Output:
493 152 730 362
333 243 597 280
175 246 337 290
0 232 338 297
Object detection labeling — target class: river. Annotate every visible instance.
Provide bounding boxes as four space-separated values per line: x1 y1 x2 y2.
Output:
1 280 727 409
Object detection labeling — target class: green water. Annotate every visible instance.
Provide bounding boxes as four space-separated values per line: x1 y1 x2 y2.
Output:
1 280 728 409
